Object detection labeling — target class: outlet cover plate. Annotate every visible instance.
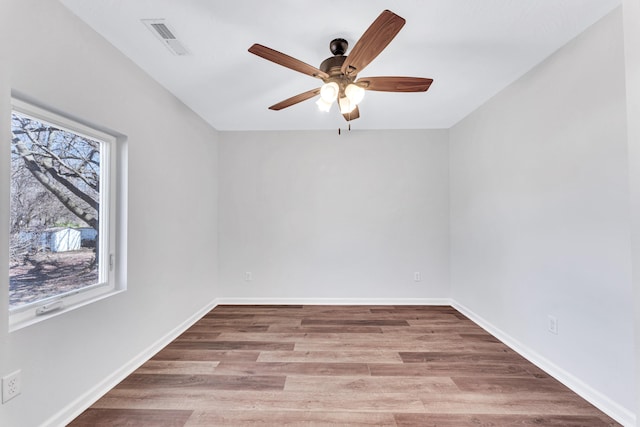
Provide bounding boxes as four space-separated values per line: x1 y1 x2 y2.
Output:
2 370 21 403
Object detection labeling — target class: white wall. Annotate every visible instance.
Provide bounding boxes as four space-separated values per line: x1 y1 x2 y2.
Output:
450 7 635 420
0 1 219 426
622 0 640 424
218 130 449 302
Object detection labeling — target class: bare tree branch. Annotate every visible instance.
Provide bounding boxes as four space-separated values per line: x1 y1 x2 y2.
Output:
12 134 98 230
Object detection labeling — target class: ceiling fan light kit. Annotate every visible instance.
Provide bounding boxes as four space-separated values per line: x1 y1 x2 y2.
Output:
315 97 333 112
345 83 365 105
320 81 339 103
248 9 433 122
339 96 357 115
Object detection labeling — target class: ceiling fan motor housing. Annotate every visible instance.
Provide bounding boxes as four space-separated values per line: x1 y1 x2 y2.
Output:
320 55 347 76
320 55 354 96
320 39 357 95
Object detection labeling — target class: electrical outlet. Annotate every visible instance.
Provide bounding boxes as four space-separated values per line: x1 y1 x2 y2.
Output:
548 315 558 335
414 272 421 282
2 370 21 403
245 271 252 281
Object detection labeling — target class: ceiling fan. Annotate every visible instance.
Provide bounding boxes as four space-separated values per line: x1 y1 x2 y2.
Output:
248 9 433 122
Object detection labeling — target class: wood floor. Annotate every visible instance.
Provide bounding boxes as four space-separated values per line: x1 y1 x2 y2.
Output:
69 305 620 426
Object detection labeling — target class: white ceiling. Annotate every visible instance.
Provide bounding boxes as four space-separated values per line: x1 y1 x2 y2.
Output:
60 0 621 131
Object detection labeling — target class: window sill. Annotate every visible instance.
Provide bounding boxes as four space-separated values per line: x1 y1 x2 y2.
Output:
9 288 125 333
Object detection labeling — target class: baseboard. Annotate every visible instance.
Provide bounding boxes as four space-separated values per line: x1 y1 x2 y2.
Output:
217 297 453 306
42 298 219 427
451 300 636 427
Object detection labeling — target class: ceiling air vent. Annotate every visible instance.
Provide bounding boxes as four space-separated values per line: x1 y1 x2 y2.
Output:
142 19 189 56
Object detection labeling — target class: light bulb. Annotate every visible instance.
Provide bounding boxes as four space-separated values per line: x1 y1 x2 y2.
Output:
345 83 365 105
316 97 332 112
339 97 356 114
320 82 339 103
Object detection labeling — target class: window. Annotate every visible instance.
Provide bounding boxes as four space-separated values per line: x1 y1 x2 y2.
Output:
9 98 121 330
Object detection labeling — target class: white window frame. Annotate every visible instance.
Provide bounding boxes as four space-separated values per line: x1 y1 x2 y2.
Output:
9 98 123 331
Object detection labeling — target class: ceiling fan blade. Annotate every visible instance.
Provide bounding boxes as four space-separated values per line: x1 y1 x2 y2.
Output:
343 105 360 122
341 10 406 77
249 44 329 80
269 88 321 111
357 76 433 92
